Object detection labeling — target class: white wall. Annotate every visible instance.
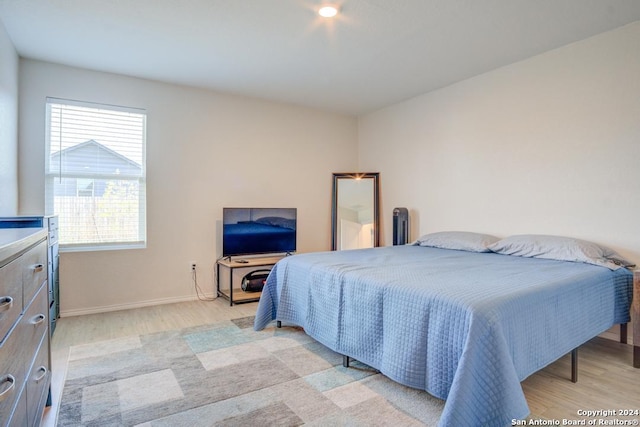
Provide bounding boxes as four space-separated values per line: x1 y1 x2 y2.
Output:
359 21 640 263
19 60 358 315
0 20 18 215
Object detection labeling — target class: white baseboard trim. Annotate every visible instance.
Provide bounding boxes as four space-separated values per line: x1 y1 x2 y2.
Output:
60 293 217 317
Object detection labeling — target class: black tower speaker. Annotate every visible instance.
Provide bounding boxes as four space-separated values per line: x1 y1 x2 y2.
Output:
393 207 409 245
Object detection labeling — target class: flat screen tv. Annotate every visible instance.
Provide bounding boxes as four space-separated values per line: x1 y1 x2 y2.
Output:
222 208 297 257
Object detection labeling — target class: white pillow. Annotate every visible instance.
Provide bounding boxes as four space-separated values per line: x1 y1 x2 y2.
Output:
488 234 635 270
415 231 500 253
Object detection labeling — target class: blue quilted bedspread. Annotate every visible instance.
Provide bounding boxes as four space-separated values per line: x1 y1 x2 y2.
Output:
254 245 633 426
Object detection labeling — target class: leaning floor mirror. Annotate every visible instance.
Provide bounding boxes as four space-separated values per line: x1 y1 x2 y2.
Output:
331 172 380 251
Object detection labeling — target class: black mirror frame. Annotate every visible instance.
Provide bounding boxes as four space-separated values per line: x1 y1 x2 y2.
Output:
331 172 380 251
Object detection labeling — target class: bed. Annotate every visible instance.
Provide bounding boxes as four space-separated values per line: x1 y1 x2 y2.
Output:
253 233 634 427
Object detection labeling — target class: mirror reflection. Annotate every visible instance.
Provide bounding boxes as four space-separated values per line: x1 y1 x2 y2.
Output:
332 173 380 250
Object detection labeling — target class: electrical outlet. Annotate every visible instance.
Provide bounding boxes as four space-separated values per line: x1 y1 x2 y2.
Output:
190 262 196 271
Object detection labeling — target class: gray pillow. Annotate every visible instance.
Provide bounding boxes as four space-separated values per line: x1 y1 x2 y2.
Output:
488 234 635 270
415 231 500 253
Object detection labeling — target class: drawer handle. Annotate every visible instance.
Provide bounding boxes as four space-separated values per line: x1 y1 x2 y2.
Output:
0 375 15 402
34 366 48 383
33 263 44 273
31 313 46 326
0 296 13 312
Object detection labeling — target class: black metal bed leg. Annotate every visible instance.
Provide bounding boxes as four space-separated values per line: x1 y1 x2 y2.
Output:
571 348 578 383
342 355 350 368
620 323 628 344
276 320 281 328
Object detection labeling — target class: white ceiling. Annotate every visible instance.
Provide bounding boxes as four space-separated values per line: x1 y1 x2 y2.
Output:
1 0 640 115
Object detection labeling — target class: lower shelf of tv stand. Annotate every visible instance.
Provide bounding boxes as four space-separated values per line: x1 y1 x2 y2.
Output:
217 289 262 304
216 256 282 306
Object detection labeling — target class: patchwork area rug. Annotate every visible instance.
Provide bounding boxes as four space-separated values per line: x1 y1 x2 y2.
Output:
58 316 444 426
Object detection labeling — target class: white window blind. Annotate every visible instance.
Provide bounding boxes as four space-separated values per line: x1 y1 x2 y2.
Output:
45 98 147 250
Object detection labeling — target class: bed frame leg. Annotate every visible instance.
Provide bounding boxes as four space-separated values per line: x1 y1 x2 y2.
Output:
620 323 628 344
571 348 578 383
276 320 281 328
342 355 350 368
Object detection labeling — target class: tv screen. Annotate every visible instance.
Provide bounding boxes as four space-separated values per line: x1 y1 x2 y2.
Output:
223 208 297 257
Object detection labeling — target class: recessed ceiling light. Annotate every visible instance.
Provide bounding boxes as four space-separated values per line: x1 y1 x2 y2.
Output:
318 4 339 18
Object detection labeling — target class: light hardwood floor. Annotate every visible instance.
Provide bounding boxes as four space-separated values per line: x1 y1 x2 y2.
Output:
41 299 258 427
42 300 639 426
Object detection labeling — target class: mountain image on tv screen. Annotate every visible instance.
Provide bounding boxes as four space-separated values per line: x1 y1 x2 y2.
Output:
223 208 297 257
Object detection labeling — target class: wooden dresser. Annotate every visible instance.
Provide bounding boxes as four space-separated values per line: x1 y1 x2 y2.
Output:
0 216 60 336
0 228 51 426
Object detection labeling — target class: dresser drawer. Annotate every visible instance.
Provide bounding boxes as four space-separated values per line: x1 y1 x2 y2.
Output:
6 384 27 427
48 243 58 276
21 241 47 307
20 283 49 368
48 268 59 305
46 216 58 231
26 333 50 427
48 228 58 247
0 325 27 426
0 258 23 342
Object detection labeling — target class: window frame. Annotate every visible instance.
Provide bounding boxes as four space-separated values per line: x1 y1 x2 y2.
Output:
45 97 147 252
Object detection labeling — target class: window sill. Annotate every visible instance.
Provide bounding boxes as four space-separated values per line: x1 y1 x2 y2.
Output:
59 242 146 253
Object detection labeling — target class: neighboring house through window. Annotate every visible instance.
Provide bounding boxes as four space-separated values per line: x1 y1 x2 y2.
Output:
76 178 95 197
45 98 147 250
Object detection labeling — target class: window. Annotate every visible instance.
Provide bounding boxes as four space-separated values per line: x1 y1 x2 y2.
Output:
45 98 147 250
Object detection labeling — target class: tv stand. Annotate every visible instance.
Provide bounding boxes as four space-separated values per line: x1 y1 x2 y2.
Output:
216 256 283 306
